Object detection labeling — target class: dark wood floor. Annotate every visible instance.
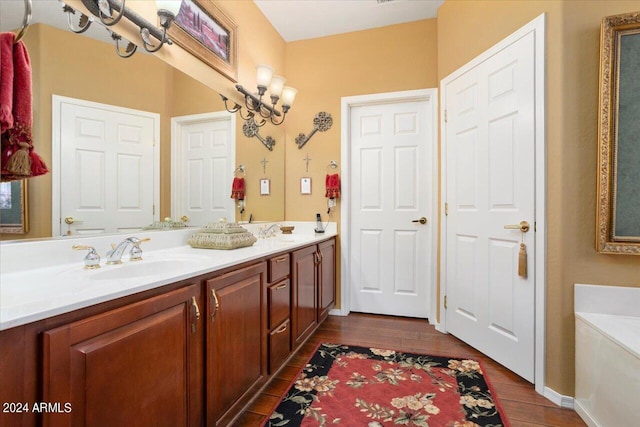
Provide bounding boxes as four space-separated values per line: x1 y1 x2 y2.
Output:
236 313 586 427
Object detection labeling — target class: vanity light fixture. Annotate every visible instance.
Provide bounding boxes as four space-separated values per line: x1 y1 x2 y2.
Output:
221 64 297 126
62 0 181 56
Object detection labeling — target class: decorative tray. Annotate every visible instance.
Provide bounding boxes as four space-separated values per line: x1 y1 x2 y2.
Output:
187 219 256 250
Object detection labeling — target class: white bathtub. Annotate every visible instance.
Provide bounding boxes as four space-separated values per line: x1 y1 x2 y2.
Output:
574 284 640 427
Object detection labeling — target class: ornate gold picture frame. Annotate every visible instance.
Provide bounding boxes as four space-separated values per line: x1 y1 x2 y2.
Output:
596 11 640 255
0 180 29 234
168 0 238 82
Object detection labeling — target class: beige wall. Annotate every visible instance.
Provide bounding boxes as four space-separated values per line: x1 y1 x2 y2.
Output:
438 0 640 395
284 19 439 219
283 20 439 308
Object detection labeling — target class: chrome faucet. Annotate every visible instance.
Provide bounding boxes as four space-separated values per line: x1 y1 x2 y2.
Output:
258 224 281 238
72 245 101 269
106 237 149 264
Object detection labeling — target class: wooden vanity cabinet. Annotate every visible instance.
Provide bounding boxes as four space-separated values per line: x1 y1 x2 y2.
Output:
266 253 292 373
42 283 204 427
0 238 336 427
291 238 337 349
205 262 267 426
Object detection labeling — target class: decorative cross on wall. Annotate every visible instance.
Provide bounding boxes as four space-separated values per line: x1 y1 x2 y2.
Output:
303 154 312 172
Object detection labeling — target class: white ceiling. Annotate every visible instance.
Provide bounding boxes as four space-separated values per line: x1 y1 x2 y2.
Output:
254 0 444 42
1 1 444 43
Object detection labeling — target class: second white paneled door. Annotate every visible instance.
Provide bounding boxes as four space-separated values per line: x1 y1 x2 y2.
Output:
171 112 235 227
442 17 544 383
54 96 158 236
349 94 435 318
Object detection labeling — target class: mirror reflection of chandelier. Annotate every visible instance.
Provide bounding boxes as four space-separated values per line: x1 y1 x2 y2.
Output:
221 64 297 126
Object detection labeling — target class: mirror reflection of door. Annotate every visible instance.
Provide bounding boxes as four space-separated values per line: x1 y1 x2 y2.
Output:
52 96 159 236
171 112 235 228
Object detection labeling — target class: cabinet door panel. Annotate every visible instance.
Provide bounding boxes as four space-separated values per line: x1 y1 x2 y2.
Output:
318 239 336 322
206 263 266 426
291 245 318 348
43 284 202 427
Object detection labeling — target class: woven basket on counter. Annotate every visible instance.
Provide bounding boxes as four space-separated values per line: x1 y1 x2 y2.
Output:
187 219 256 250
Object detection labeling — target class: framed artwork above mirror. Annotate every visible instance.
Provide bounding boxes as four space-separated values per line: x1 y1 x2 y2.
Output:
596 11 640 255
0 180 28 234
169 0 238 82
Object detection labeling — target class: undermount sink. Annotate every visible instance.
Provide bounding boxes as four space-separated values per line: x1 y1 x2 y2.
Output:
275 234 315 243
91 259 203 280
257 234 315 245
56 254 211 282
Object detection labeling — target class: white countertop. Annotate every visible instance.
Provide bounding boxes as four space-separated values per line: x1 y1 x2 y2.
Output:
0 222 336 331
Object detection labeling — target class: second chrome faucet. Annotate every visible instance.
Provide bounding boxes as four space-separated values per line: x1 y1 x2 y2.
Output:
106 237 150 264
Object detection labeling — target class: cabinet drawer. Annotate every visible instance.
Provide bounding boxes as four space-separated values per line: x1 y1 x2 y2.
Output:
268 279 290 330
268 253 290 283
268 319 291 373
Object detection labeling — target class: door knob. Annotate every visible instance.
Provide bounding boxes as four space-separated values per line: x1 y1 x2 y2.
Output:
64 216 82 225
412 217 428 225
504 221 530 233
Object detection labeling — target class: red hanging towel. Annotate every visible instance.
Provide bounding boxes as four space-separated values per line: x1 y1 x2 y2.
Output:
0 33 14 134
230 177 245 200
325 173 341 199
1 35 49 182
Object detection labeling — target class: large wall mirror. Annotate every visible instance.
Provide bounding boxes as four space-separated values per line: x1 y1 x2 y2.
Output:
596 11 640 255
0 10 285 241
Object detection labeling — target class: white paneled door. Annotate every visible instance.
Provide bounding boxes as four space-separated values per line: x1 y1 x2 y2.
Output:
349 97 434 318
171 112 235 227
442 26 539 382
54 96 158 236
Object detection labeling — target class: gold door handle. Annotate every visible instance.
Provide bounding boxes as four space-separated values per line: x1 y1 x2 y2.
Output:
181 215 189 222
412 217 427 225
64 216 82 225
504 221 530 233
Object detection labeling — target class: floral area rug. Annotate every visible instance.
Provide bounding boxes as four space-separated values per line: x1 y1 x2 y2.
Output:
263 343 509 427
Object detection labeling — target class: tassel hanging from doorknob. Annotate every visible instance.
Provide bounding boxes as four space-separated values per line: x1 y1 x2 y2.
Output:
518 243 528 278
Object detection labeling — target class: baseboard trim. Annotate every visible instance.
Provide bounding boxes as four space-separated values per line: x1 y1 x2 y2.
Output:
573 400 598 427
328 308 347 316
543 386 574 409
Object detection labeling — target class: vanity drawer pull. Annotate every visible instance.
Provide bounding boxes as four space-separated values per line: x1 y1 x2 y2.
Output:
274 256 288 263
274 323 288 334
274 282 288 291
